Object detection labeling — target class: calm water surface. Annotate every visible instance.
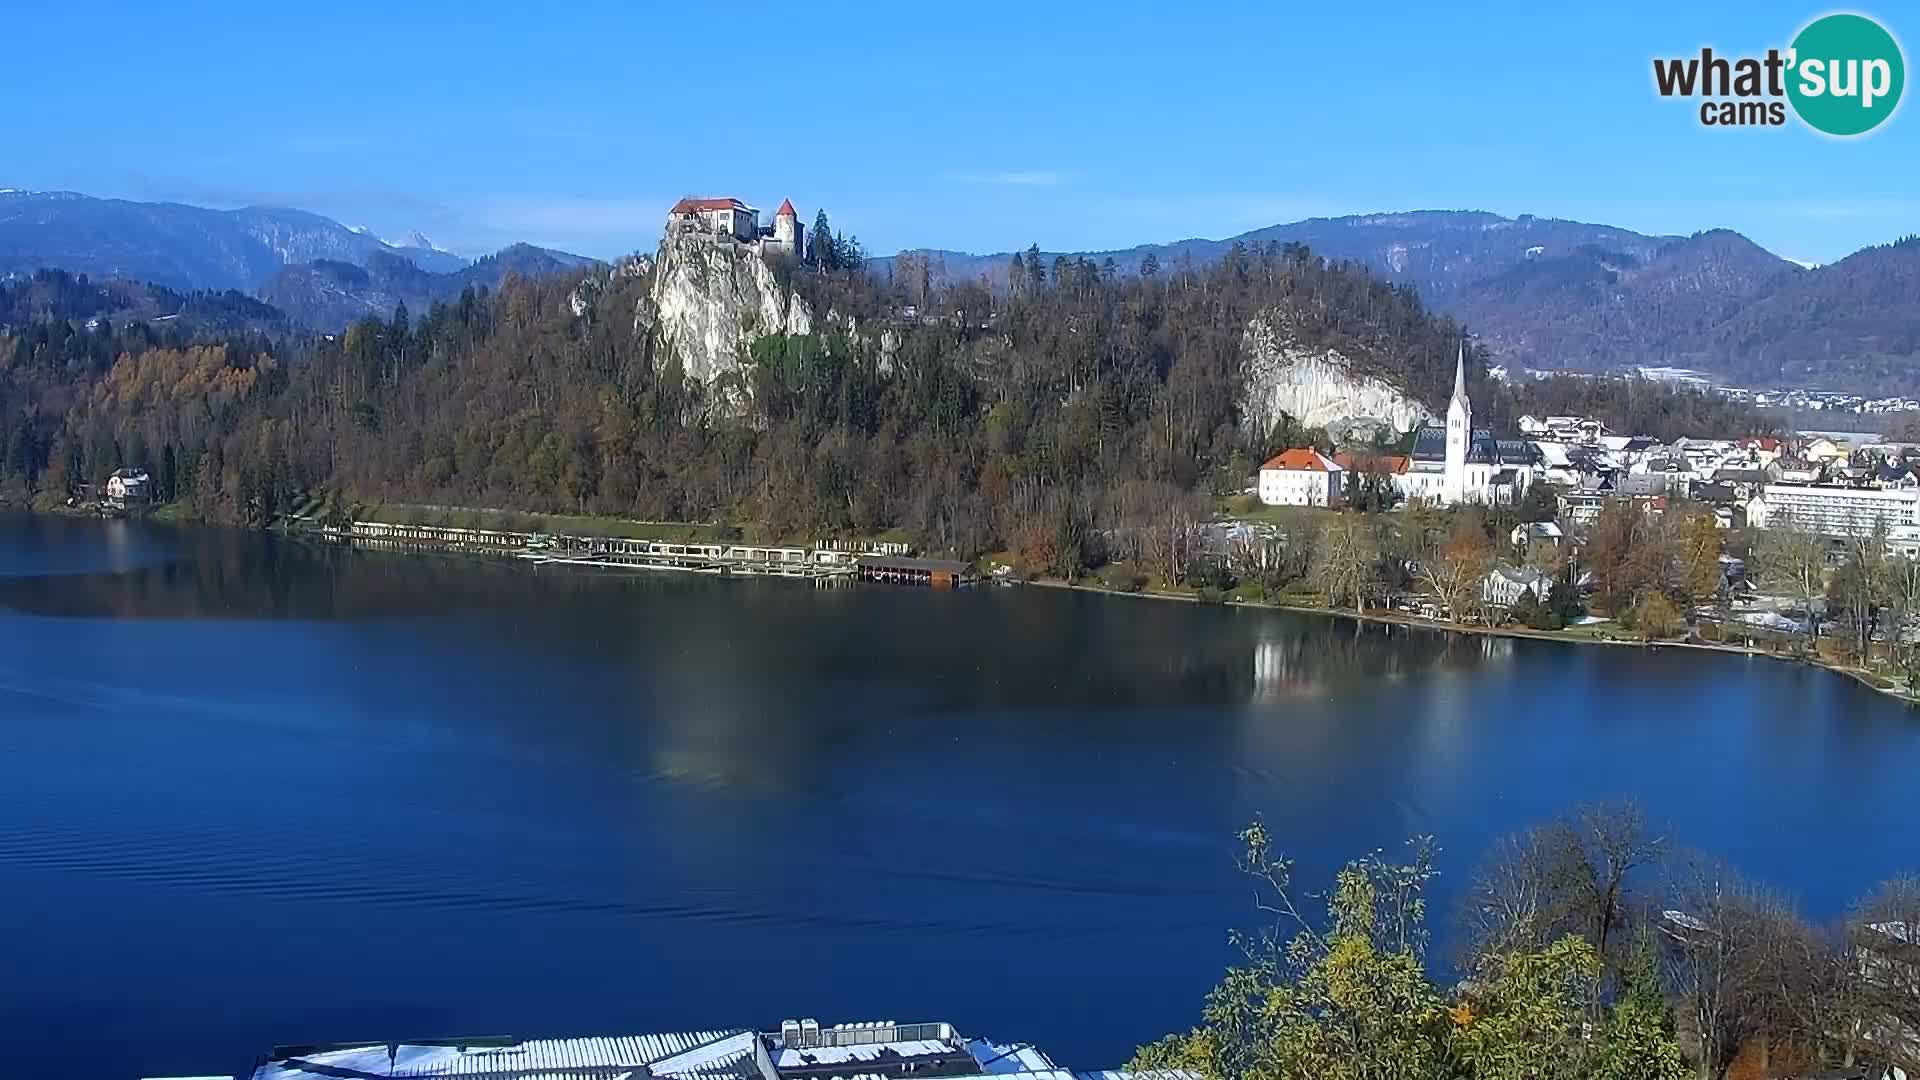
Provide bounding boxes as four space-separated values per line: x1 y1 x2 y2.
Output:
0 513 1916 1079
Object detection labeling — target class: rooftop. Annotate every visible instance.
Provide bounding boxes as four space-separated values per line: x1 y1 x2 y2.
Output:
670 197 756 215
188 1020 1201 1080
1259 448 1338 472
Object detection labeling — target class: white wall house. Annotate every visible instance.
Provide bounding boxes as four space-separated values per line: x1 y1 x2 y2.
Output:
105 468 150 508
1483 563 1553 609
1258 449 1344 508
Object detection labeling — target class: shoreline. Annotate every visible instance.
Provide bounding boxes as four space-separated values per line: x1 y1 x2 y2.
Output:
1022 577 1920 706
12 503 1914 706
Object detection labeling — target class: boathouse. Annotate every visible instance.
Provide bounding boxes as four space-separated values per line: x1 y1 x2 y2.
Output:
857 555 972 588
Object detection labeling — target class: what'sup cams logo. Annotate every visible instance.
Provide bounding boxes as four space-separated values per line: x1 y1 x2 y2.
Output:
1654 11 1905 135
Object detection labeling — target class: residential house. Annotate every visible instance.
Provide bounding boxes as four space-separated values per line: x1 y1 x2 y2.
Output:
1510 521 1564 563
1483 562 1554 609
105 468 150 510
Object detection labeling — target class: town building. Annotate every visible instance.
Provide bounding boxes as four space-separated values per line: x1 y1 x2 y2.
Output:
1509 521 1564 559
1258 448 1345 507
148 1016 1198 1080
1517 414 1608 443
1750 483 1920 536
1483 562 1554 609
665 196 803 256
1397 345 1537 506
1748 483 1920 556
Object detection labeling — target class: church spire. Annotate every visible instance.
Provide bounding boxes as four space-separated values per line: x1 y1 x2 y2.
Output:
1452 339 1467 403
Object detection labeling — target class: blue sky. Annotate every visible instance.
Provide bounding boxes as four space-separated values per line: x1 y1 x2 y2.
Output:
5 0 1913 264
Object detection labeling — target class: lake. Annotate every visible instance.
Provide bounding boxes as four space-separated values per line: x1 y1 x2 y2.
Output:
0 513 1916 1079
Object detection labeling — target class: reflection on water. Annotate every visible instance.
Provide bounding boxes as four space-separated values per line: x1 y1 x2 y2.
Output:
1250 622 1516 701
0 512 179 579
0 516 1917 1080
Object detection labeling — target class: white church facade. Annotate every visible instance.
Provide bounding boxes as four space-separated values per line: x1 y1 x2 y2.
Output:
1395 345 1539 506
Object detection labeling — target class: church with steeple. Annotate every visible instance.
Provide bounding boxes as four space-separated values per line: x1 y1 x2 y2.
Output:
1397 341 1540 506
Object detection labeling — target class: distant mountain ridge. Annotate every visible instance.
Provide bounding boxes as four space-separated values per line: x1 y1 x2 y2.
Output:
879 211 1920 391
0 189 472 292
879 211 1677 305
261 243 599 330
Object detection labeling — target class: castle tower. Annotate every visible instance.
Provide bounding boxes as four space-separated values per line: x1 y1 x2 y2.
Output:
772 198 801 255
1443 340 1471 504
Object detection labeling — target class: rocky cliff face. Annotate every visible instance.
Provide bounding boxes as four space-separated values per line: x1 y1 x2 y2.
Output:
646 233 812 383
1240 314 1434 437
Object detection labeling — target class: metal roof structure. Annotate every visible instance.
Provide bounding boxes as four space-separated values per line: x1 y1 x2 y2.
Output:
177 1019 1209 1080
249 1029 747 1080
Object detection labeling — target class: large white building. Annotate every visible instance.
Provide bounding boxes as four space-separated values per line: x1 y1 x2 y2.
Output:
1751 483 1920 554
1258 448 1345 507
1397 345 1538 506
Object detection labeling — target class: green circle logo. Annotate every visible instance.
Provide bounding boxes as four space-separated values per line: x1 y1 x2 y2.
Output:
1787 13 1905 136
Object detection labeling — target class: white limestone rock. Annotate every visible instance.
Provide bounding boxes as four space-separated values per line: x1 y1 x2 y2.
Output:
647 233 811 383
1240 313 1433 436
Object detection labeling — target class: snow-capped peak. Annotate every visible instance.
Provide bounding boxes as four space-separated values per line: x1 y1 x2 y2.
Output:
347 224 371 235
397 230 441 251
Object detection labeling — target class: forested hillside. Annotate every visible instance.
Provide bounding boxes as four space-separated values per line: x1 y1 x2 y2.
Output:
0 240 1778 572
0 244 1453 552
1 268 289 334
261 243 598 330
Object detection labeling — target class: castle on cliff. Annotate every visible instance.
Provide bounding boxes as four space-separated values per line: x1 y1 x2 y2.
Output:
665 196 802 257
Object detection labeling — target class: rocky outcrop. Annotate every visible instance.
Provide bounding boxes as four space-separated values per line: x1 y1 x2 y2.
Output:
1240 314 1433 436
568 254 651 319
646 233 812 383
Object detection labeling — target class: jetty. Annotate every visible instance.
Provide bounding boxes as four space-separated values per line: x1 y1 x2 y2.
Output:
336 520 970 585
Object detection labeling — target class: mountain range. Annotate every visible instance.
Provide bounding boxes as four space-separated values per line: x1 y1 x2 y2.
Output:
0 189 598 331
260 244 597 329
0 190 476 291
879 212 1920 391
3 191 1915 389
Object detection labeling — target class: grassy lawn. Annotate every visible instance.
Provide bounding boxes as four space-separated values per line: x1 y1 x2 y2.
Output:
358 503 724 541
347 501 905 549
1215 496 1339 531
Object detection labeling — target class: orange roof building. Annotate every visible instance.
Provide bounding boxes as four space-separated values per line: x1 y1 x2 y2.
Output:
1257 449 1345 507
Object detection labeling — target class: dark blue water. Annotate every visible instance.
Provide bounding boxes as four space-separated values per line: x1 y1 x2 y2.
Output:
1 514 1916 1080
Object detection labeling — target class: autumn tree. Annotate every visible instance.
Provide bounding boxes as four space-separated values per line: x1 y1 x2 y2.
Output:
1754 513 1828 643
1419 514 1493 623
1827 521 1891 662
1130 826 1449 1080
1675 507 1725 609
1311 516 1381 611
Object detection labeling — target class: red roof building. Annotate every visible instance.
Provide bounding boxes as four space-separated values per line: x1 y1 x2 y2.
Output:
1257 449 1345 508
668 197 754 214
1260 448 1338 472
1332 452 1410 475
